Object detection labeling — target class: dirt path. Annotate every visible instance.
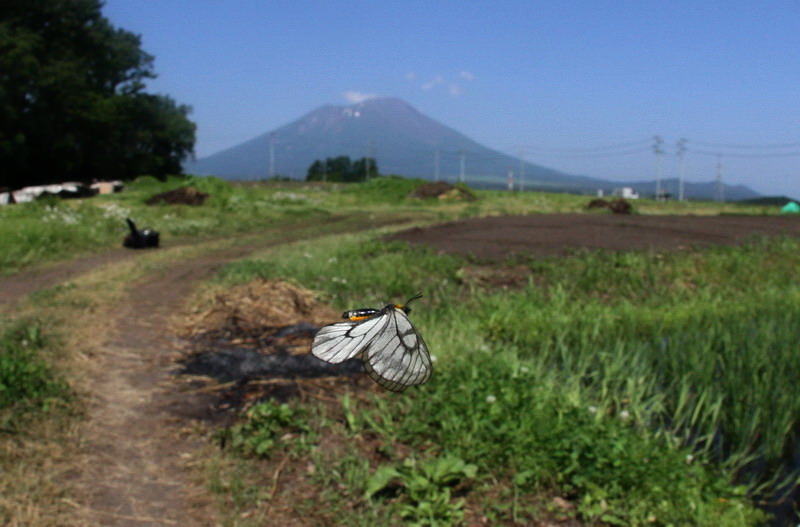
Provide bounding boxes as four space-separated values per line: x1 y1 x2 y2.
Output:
57 217 401 526
70 247 259 526
0 249 131 311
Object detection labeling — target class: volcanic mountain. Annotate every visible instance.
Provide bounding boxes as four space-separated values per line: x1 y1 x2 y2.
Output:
186 98 759 199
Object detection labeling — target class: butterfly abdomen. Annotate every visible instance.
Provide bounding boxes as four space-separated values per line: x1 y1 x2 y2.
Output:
342 308 380 321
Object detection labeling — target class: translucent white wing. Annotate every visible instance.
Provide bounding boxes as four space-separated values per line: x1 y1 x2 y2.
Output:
311 314 388 364
362 307 432 392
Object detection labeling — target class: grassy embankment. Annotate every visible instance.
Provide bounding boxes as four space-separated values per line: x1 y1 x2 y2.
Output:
0 175 793 525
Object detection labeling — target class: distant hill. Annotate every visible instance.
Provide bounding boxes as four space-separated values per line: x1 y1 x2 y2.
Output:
186 97 759 200
625 178 760 202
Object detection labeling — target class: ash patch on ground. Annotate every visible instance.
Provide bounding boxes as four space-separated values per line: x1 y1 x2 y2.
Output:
180 323 363 384
176 280 370 415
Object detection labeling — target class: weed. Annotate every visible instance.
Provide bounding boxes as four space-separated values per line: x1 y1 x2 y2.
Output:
366 455 477 526
218 400 313 459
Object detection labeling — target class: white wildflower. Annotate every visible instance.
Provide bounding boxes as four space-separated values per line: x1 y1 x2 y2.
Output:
619 409 630 420
486 394 496 404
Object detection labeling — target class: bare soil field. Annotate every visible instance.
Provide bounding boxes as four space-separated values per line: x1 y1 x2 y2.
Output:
388 213 800 260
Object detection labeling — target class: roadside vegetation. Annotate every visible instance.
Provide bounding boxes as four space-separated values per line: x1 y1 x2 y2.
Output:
1 175 795 525
0 174 776 276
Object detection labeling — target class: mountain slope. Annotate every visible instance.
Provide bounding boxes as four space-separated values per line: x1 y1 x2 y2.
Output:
186 98 605 191
185 97 759 200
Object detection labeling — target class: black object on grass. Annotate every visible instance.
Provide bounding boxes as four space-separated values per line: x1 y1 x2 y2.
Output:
123 218 160 249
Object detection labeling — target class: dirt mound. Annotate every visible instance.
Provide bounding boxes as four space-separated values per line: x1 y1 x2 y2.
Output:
184 280 338 340
586 198 609 209
408 181 477 201
586 197 633 214
608 198 633 214
146 186 209 206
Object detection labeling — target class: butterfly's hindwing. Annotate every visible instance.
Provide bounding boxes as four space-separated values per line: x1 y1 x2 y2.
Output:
311 297 432 392
361 307 432 392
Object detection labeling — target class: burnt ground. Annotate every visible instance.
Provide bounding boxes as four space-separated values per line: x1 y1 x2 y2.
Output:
388 213 800 260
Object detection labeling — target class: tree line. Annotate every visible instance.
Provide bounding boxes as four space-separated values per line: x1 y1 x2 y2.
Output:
0 0 196 190
306 156 378 182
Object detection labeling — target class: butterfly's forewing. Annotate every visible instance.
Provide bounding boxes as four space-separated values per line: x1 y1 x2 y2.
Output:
311 314 387 364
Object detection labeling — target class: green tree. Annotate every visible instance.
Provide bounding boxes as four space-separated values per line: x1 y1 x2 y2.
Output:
306 156 378 182
0 0 196 189
352 157 378 182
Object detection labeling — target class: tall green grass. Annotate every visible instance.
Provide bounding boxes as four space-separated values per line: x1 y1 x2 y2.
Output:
216 230 800 524
0 319 70 423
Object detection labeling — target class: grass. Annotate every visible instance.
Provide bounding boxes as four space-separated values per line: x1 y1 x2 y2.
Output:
1 175 793 525
0 317 78 525
208 224 800 525
0 319 70 417
0 174 777 275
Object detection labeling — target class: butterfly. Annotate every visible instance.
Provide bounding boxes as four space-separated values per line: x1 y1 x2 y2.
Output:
311 294 432 392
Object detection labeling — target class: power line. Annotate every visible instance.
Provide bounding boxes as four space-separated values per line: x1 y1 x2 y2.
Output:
687 139 800 149
690 149 800 158
512 147 651 159
512 138 651 154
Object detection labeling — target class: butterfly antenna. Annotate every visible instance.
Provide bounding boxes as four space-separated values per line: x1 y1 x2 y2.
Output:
406 293 423 305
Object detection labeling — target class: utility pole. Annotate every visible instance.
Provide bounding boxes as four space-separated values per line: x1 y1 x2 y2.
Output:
676 138 687 202
653 135 664 201
269 133 275 179
434 149 440 182
459 150 465 183
715 154 724 202
518 150 525 192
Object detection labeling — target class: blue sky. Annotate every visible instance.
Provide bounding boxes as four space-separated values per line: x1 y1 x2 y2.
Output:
102 1 800 198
